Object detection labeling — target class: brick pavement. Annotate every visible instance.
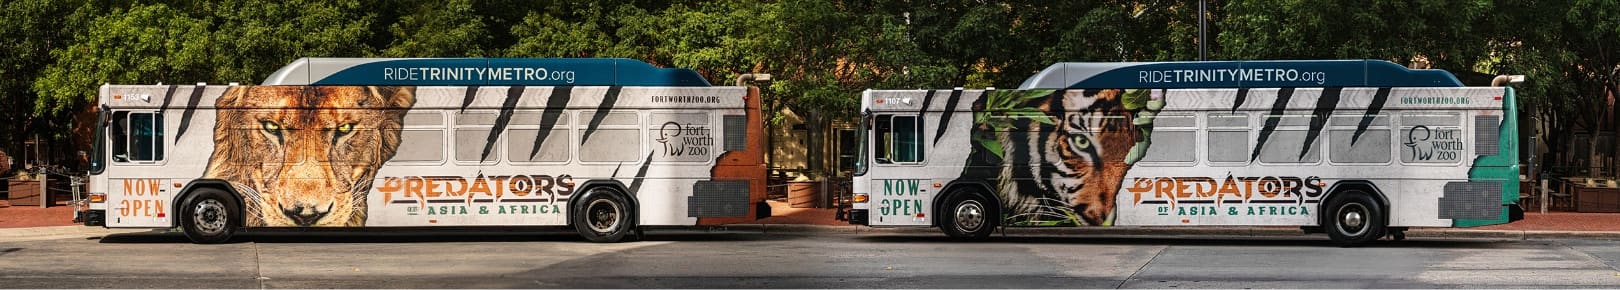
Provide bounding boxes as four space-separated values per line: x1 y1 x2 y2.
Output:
0 201 79 228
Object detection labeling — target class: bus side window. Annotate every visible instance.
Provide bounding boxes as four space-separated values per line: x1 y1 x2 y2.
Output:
112 111 164 162
874 115 923 164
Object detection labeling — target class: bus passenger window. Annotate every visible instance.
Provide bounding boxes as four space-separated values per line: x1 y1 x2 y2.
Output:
112 112 164 162
876 115 923 163
392 111 447 163
892 116 922 162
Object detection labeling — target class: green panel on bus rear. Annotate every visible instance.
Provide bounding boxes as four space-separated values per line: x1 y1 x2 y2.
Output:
1459 87 1518 227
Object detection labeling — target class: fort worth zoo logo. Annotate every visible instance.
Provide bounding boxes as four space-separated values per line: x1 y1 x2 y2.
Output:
657 121 714 157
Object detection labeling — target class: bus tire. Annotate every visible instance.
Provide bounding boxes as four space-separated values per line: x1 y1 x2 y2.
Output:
573 187 633 243
1325 192 1385 247
940 190 996 240
179 188 239 244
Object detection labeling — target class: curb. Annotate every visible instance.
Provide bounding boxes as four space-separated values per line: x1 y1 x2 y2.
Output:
726 224 1620 240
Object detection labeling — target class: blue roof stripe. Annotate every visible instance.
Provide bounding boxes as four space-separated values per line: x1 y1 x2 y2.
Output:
308 58 711 87
1018 60 1462 89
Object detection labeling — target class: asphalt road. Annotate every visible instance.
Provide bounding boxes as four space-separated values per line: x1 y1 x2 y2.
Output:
2 229 1618 288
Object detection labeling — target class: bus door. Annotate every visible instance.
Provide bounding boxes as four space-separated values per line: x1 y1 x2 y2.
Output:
867 113 933 226
105 110 175 227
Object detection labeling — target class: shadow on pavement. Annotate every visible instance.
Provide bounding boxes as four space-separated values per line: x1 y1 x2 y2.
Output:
95 227 796 244
854 234 1518 249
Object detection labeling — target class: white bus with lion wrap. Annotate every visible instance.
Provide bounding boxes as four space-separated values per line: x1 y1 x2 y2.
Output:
82 58 770 243
849 60 1522 246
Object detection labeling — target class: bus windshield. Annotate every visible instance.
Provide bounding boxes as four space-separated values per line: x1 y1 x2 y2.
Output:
89 106 108 175
853 110 869 176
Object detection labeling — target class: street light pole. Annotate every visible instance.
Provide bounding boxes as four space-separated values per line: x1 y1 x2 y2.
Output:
1198 0 1207 61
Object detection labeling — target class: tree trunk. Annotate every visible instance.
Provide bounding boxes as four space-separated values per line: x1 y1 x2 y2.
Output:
1610 84 1620 177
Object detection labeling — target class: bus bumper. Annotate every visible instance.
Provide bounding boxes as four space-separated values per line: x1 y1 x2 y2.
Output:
848 209 868 225
756 201 772 220
78 209 105 227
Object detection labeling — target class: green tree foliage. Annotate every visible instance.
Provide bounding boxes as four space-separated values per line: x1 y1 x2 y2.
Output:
0 0 91 159
1220 0 1491 69
1483 0 1620 171
33 4 213 113
33 0 376 113
8 0 1620 173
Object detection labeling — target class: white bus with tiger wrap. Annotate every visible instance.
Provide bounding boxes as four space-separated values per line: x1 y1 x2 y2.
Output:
850 60 1521 246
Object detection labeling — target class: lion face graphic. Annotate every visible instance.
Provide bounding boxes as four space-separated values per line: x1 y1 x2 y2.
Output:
203 86 416 227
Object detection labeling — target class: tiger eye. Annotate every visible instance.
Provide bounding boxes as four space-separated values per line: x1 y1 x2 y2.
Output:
1072 136 1091 149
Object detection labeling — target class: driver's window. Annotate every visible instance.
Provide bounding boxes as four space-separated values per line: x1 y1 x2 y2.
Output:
112 111 164 162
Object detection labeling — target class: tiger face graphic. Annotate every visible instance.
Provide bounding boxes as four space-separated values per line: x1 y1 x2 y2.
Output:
994 89 1151 226
202 86 416 227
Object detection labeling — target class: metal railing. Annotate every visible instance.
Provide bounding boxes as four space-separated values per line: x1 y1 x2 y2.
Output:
830 178 852 221
1 167 87 223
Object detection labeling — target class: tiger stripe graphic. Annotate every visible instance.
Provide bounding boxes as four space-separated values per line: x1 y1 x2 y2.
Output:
966 89 1161 226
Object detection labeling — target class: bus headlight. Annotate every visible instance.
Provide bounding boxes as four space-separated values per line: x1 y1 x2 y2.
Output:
853 194 868 203
88 193 106 203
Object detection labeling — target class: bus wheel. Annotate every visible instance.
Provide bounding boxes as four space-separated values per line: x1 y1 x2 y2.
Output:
940 191 996 240
573 188 633 243
180 188 238 244
1326 193 1385 247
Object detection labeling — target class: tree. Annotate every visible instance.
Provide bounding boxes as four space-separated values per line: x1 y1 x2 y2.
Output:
381 0 491 57
1220 0 1491 68
1486 0 1620 175
0 0 92 170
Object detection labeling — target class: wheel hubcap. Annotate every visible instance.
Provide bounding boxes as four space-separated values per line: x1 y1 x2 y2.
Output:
954 200 985 233
586 199 621 234
194 199 227 235
1338 203 1368 236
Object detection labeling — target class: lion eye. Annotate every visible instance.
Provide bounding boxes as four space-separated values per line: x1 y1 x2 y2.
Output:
336 123 353 134
261 121 281 133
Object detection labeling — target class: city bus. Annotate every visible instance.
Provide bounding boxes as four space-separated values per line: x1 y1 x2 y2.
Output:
849 60 1521 246
81 58 770 243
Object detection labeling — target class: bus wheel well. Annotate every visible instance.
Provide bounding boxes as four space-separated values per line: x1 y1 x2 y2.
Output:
174 180 245 228
933 182 998 228
567 181 639 228
1320 181 1389 228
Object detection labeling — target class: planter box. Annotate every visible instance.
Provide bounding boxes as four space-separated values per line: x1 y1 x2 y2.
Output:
1576 186 1620 213
6 180 42 207
787 181 823 208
